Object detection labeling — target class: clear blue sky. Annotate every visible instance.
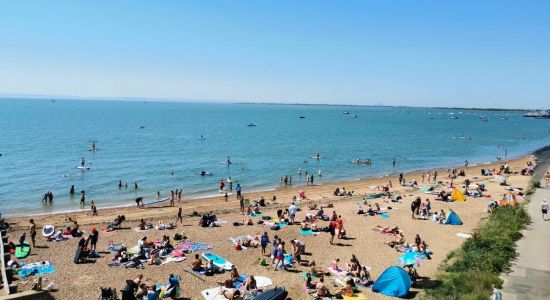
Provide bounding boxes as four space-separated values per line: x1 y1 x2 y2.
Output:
1 1 549 108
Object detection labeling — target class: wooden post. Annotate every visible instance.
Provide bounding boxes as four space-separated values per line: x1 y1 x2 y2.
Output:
0 230 10 295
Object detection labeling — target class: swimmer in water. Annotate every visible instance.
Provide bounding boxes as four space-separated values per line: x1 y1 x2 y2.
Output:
316 152 320 159
201 171 206 176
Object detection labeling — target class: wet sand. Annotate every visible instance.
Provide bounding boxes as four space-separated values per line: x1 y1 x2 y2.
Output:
2 155 536 299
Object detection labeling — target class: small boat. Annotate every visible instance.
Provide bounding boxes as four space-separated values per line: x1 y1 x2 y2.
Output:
247 123 257 127
299 116 305 119
523 110 550 119
343 111 350 115
450 116 458 119
350 114 358 118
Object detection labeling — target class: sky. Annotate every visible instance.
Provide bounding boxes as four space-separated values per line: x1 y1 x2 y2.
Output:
0 1 549 108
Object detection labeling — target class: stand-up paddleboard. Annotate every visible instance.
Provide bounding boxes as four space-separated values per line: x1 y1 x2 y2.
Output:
15 242 31 259
42 225 55 237
76 166 90 170
218 161 235 165
202 252 233 271
253 287 288 300
142 197 170 206
309 156 322 160
197 172 213 176
201 287 226 300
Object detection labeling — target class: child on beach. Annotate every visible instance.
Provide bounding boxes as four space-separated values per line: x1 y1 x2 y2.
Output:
260 232 269 256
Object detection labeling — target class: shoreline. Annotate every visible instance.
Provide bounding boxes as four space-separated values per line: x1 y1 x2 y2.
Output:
2 151 532 219
4 150 538 226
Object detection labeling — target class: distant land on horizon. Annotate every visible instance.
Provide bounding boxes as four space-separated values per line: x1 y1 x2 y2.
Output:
0 93 544 112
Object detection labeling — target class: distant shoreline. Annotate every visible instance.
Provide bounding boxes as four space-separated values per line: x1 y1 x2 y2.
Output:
0 96 542 111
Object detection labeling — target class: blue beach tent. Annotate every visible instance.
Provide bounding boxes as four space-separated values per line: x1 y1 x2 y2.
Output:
444 209 463 225
372 266 411 298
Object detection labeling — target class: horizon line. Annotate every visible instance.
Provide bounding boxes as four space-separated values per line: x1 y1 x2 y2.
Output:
0 93 544 112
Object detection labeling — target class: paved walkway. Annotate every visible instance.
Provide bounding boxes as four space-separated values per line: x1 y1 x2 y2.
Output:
501 173 550 299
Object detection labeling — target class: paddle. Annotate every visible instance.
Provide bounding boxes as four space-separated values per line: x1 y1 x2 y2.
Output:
184 269 206 281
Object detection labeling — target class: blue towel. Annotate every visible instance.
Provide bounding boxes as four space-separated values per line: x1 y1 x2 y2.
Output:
380 213 390 218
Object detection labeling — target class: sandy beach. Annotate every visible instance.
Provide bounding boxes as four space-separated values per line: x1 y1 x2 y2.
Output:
2 155 537 299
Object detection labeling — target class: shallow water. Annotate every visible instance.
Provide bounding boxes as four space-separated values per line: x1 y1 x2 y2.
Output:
0 99 549 216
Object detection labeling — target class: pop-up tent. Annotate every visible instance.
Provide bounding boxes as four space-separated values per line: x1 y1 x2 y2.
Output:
372 266 411 298
451 187 466 201
444 209 463 225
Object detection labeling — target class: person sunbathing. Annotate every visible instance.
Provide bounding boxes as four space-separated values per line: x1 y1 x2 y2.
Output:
385 232 405 248
357 266 372 285
308 203 318 210
338 279 355 297
304 272 317 289
221 289 240 300
191 254 203 271
316 277 330 298
308 260 328 276
438 210 446 224
374 203 381 214
139 219 147 230
230 265 240 283
243 275 257 291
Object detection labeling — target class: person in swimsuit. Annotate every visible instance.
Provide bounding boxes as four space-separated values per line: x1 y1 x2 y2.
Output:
29 219 37 248
176 207 183 224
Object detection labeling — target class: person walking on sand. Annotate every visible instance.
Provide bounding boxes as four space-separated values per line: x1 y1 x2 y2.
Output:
29 219 37 248
336 215 344 239
542 199 549 221
170 191 175 207
176 207 183 224
329 219 336 244
239 195 244 212
545 172 550 187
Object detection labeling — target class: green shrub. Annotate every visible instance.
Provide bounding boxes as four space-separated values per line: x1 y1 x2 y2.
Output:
425 205 530 299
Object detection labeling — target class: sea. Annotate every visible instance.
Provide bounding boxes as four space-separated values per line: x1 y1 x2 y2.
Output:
1 99 549 216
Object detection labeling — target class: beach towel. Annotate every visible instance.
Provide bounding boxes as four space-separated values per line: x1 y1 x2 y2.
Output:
161 256 186 265
327 267 347 277
177 240 213 252
249 212 264 217
18 261 55 278
380 212 390 219
456 233 472 238
299 229 320 236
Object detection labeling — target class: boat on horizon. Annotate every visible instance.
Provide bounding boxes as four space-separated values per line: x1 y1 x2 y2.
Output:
523 110 550 119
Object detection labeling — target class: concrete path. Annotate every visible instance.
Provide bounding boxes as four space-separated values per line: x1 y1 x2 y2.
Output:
501 173 550 299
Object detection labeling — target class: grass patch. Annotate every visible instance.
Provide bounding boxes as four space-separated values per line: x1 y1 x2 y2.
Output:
425 205 530 300
525 181 540 195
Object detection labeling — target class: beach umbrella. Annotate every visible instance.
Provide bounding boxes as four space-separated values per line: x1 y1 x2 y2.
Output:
397 252 424 267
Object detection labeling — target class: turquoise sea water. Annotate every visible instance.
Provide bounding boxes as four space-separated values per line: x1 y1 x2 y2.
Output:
1 99 549 216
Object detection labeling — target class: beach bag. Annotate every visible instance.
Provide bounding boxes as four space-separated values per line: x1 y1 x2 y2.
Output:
259 258 267 266
270 225 280 231
233 222 241 227
262 216 272 220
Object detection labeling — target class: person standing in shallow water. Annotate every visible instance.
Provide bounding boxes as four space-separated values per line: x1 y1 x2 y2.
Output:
80 190 86 207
